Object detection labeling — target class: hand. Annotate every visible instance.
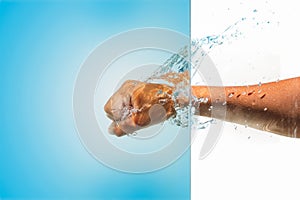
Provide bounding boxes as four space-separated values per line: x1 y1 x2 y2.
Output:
104 80 176 136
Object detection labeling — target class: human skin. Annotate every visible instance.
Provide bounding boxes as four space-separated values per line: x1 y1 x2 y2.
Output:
104 80 176 136
104 77 300 138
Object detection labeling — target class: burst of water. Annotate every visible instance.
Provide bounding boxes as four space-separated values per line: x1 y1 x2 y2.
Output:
128 9 275 129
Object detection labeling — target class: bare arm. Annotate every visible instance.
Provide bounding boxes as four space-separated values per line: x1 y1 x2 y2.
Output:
192 77 300 137
104 76 300 138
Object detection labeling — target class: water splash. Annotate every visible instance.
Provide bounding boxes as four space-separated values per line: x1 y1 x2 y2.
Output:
132 10 275 129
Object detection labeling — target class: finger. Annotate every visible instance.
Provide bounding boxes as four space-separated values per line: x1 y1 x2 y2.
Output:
104 95 129 121
104 80 143 121
108 115 145 137
108 104 174 137
108 122 126 137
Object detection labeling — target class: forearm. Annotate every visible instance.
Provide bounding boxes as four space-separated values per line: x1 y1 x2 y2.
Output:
191 77 300 138
105 74 300 137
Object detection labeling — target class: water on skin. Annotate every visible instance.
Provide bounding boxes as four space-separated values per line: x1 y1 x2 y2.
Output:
127 10 275 131
142 17 255 129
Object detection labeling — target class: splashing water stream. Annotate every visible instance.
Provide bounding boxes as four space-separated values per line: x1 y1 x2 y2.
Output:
124 10 276 133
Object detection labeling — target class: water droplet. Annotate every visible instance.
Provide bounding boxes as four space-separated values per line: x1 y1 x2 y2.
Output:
264 107 268 111
159 99 167 104
131 132 137 136
203 98 209 104
294 127 298 138
157 89 163 94
191 107 195 114
260 93 266 99
228 93 234 98
248 91 254 96
222 101 227 106
258 82 262 86
208 105 213 111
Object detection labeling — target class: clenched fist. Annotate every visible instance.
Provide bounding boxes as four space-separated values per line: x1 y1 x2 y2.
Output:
104 80 176 136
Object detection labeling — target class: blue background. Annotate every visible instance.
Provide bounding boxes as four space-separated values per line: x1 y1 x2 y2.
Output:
0 1 190 199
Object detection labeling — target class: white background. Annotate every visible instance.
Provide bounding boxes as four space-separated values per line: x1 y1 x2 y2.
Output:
191 0 300 199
